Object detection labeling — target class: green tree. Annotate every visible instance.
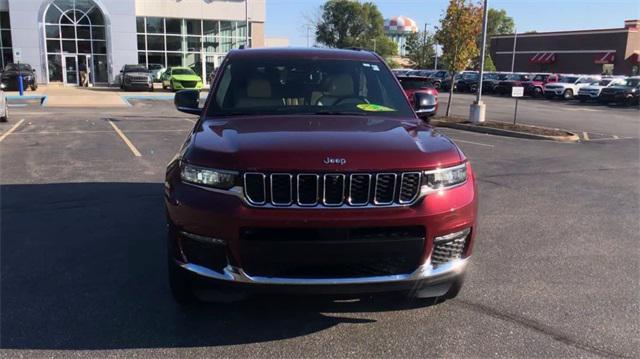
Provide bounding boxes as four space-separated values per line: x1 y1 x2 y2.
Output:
405 31 436 69
315 0 396 58
475 8 514 69
435 0 482 116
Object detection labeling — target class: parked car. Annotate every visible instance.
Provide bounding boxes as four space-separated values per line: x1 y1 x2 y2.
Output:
167 48 477 305
119 64 153 91
477 72 510 94
543 75 601 100
456 72 488 93
392 69 413 76
523 73 559 97
148 63 166 82
495 73 533 95
396 75 438 117
577 77 627 102
598 76 640 106
0 90 7 122
161 67 204 91
0 63 38 91
426 70 450 89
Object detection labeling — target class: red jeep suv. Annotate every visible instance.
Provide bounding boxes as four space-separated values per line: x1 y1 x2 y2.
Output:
166 48 478 304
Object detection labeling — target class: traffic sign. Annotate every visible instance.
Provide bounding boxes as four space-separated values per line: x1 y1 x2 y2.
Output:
512 86 524 97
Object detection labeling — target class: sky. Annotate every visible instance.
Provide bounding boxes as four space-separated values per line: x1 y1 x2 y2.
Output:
264 0 640 47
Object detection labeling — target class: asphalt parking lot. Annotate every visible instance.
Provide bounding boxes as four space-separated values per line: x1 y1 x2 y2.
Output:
1 98 638 358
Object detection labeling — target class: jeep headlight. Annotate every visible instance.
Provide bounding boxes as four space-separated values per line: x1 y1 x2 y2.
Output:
422 163 467 192
180 163 237 189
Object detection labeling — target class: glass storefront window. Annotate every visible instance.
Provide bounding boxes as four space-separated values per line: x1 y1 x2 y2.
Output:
203 20 219 36
93 55 108 82
137 35 146 51
185 19 202 36
92 26 105 40
47 40 61 53
1 30 12 47
136 17 145 33
167 53 182 67
92 41 106 54
147 35 165 51
146 17 164 33
61 26 75 39
77 41 91 53
46 25 61 38
166 36 183 52
147 52 166 67
186 37 201 52
0 10 11 28
76 26 91 39
48 54 63 81
165 18 181 34
138 52 146 66
62 40 76 53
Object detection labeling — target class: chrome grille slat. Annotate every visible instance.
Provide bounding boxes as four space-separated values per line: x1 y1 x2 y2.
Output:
323 174 346 206
348 174 371 206
243 171 423 208
297 174 319 206
374 173 397 205
270 173 293 206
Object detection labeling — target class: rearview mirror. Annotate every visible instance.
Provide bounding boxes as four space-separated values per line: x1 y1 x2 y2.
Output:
414 92 437 122
174 90 201 116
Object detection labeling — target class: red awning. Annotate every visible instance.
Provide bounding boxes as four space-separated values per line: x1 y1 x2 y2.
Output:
629 51 640 64
529 52 556 64
594 51 615 64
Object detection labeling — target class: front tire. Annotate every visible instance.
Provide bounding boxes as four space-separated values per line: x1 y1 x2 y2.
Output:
563 89 574 100
532 87 542 98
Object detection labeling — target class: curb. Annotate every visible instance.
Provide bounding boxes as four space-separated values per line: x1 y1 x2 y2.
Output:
432 121 580 143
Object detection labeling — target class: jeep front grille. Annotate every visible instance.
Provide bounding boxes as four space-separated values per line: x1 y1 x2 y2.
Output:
244 171 422 208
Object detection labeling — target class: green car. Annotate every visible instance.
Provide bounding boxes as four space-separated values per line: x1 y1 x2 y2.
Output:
161 67 204 91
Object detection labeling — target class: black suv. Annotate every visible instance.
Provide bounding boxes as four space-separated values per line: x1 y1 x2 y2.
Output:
1 63 38 91
599 77 640 106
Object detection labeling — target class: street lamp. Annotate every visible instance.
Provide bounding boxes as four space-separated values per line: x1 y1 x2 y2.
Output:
469 0 489 124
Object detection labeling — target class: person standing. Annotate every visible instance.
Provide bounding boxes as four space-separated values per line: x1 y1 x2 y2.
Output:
79 61 88 87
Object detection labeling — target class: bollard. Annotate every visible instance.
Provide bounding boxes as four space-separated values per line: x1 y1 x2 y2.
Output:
18 74 24 96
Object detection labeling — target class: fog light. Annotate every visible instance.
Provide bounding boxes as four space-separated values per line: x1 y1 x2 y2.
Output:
434 228 471 244
180 231 226 246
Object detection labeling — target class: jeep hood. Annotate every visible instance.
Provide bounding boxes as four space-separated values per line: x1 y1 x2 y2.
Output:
185 115 463 171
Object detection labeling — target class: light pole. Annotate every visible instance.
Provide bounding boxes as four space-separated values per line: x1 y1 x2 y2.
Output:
511 28 518 72
434 45 438 70
245 0 249 47
469 0 489 124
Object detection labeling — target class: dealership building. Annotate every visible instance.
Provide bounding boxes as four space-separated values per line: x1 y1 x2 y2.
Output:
490 19 640 76
0 0 266 86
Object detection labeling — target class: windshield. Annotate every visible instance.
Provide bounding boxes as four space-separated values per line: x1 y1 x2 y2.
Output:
625 78 640 87
148 64 163 70
172 68 196 75
507 74 530 81
5 64 31 71
209 58 413 118
461 73 479 80
558 76 579 83
596 79 612 86
399 78 433 90
124 66 148 73
532 74 548 81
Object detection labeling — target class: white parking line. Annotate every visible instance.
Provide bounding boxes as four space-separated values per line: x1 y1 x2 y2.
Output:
0 119 26 143
183 118 196 123
582 132 590 141
12 129 190 135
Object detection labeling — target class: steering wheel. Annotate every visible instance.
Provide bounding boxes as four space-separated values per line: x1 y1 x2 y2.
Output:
332 96 370 106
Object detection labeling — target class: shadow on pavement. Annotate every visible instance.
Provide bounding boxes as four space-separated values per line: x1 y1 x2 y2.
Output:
1 182 431 350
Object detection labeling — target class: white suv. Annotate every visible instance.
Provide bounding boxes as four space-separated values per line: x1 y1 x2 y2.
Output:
543 75 601 100
576 77 627 102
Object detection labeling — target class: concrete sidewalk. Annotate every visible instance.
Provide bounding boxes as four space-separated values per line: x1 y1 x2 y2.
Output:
4 84 209 108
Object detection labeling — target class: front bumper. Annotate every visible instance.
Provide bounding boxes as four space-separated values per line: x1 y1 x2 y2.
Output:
577 93 599 101
172 81 204 90
543 88 564 97
165 165 477 296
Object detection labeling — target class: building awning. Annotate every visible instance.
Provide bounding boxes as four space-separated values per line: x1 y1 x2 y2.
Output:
594 51 615 64
629 51 640 64
529 52 556 64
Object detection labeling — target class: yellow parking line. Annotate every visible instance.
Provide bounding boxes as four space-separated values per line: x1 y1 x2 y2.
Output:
108 119 142 157
0 119 26 143
582 132 590 141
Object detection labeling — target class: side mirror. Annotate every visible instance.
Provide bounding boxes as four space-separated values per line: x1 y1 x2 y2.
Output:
414 92 437 122
174 89 201 116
